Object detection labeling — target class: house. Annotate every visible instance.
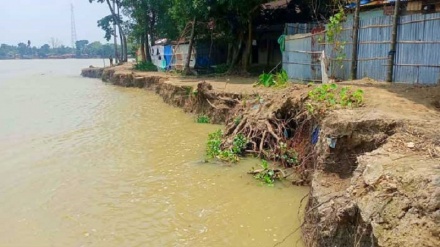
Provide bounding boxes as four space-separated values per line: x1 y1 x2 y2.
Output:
250 0 318 68
282 0 440 84
345 0 440 16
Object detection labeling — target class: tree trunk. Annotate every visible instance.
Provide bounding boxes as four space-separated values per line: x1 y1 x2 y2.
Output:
351 0 361 80
111 0 119 63
227 32 244 73
183 17 196 75
227 43 233 65
106 0 127 62
145 32 152 62
241 16 253 72
119 31 124 62
117 3 124 62
140 35 146 62
122 33 128 62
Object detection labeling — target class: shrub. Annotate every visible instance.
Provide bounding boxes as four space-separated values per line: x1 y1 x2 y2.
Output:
255 69 289 88
206 130 248 163
196 115 210 124
134 61 157 71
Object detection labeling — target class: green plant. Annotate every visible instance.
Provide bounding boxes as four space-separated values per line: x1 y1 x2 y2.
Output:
278 142 298 166
274 69 289 87
196 115 210 124
255 70 290 88
206 130 248 163
206 129 223 159
307 84 364 113
134 61 158 71
326 8 347 69
253 160 278 186
232 134 247 154
351 89 364 105
257 72 275 87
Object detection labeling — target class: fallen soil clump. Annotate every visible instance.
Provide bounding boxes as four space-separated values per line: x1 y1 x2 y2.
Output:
81 65 440 247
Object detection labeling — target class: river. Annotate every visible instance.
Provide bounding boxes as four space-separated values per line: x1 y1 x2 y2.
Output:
0 59 308 247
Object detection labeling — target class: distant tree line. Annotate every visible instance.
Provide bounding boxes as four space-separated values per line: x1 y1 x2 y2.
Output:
0 40 117 59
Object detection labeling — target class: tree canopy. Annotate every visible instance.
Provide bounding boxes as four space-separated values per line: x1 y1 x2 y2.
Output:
90 0 337 71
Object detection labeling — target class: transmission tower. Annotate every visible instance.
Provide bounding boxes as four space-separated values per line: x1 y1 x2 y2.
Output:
71 3 77 48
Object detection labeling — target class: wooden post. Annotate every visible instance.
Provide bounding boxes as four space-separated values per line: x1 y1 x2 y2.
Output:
386 0 401 82
184 17 196 75
351 0 361 80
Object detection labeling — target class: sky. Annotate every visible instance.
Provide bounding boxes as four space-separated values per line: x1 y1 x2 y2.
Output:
0 0 111 47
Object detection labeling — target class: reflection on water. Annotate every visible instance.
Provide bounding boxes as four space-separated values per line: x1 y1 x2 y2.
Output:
0 59 308 246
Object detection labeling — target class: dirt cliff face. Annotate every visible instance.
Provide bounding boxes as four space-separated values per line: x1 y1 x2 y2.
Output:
303 85 440 247
82 65 440 247
80 67 104 78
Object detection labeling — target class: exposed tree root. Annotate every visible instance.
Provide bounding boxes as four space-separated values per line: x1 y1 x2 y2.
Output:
220 88 318 179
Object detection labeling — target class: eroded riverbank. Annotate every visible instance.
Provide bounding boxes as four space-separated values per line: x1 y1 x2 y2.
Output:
82 63 440 247
0 59 308 247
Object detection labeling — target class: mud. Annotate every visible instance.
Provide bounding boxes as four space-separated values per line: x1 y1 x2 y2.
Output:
81 65 440 247
80 66 104 78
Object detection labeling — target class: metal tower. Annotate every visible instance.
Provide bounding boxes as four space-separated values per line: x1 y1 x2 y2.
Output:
71 3 77 48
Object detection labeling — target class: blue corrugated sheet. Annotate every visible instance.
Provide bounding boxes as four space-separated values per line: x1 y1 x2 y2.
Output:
283 12 440 84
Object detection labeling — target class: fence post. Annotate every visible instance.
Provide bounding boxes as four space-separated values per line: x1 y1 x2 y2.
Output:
351 0 361 80
386 0 401 82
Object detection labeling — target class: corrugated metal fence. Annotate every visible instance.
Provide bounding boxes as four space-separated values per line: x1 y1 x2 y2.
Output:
283 12 440 84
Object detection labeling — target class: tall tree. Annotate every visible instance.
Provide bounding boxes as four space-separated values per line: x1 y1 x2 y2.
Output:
89 0 128 62
76 40 89 57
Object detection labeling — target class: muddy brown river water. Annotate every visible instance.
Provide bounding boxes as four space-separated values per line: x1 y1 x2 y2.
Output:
0 59 308 247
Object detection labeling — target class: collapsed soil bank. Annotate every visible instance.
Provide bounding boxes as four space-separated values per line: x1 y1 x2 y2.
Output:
81 65 440 247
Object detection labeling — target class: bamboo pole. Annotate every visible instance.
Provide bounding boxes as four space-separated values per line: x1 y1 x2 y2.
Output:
386 0 401 82
351 0 361 80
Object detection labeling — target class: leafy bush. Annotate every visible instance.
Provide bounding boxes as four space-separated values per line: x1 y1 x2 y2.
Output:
207 130 223 159
196 115 210 124
134 61 157 71
231 134 247 154
274 69 289 87
206 130 248 163
255 69 289 88
257 72 275 87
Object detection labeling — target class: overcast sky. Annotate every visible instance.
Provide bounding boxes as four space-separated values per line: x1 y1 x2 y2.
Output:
0 0 111 47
